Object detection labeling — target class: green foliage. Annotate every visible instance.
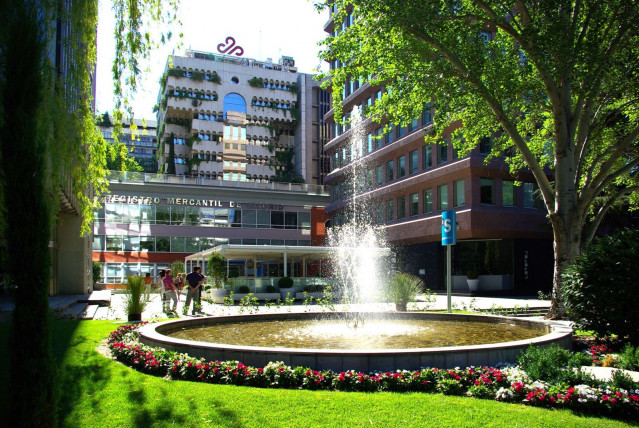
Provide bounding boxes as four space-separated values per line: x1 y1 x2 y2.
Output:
563 229 639 344
619 344 639 371
237 285 250 293
106 140 143 172
92 262 103 284
278 277 294 288
610 369 639 392
518 345 597 385
248 77 264 87
384 273 423 309
124 275 148 315
265 285 277 293
207 252 226 288
171 260 185 276
318 0 639 316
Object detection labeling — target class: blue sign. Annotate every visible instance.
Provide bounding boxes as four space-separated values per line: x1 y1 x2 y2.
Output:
441 210 456 246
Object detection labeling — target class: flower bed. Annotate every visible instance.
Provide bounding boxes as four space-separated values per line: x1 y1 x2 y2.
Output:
107 323 639 418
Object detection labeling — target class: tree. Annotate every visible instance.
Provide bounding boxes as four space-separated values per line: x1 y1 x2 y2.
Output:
207 252 227 289
318 0 639 317
106 140 144 172
0 1 179 424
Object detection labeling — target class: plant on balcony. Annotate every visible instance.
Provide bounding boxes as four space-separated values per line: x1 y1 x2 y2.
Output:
167 67 184 78
289 82 298 94
189 70 205 81
207 72 221 84
248 77 263 87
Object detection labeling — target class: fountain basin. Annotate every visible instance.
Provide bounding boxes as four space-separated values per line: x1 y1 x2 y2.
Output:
139 312 572 372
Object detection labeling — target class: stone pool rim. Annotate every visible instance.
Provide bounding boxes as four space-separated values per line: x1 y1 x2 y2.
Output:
138 312 572 372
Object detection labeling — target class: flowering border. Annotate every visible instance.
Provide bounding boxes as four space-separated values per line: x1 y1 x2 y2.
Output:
107 323 639 418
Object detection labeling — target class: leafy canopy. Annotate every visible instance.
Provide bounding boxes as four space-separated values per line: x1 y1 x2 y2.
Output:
318 0 639 226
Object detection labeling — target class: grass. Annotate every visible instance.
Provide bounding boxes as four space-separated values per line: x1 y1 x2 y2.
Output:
0 320 636 427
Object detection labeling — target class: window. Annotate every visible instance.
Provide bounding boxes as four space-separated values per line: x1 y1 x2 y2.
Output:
410 193 419 216
397 155 406 178
397 196 406 219
523 182 544 209
479 137 492 155
375 128 383 149
386 126 395 144
93 235 104 251
409 150 419 175
298 212 311 230
454 180 465 207
438 142 448 164
271 211 284 228
422 104 432 125
285 212 297 229
423 145 432 169
503 180 515 206
376 204 384 224
480 178 494 204
438 184 449 210
409 118 418 133
223 93 247 118
366 134 373 153
376 165 384 186
106 235 122 251
386 160 394 182
424 189 433 213
386 200 394 221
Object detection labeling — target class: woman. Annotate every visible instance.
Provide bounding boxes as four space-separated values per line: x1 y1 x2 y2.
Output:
162 269 178 312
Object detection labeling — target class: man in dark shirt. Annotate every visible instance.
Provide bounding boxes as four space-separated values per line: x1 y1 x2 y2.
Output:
185 266 205 315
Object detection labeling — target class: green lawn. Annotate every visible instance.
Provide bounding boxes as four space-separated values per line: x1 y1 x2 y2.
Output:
0 320 635 427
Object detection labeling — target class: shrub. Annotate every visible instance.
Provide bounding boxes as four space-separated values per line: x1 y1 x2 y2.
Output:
207 252 226 288
124 275 148 315
610 369 639 391
384 273 423 311
265 285 276 293
517 344 597 385
92 261 103 284
619 344 639 371
563 228 639 344
278 277 294 288
237 285 250 293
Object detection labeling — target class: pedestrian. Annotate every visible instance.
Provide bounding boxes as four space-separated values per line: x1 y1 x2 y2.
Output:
144 272 153 298
162 269 178 312
185 266 205 315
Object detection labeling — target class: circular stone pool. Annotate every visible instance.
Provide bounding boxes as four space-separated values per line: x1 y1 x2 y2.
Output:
139 312 572 372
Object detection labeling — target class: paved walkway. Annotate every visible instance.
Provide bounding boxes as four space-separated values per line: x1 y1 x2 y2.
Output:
0 290 551 321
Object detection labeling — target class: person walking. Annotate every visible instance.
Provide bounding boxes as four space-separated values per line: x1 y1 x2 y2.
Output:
162 269 178 313
185 266 205 315
143 272 153 299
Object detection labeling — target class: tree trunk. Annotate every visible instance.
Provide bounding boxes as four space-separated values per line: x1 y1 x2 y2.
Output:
548 211 583 319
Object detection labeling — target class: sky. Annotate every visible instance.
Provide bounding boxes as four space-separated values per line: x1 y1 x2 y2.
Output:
95 0 329 120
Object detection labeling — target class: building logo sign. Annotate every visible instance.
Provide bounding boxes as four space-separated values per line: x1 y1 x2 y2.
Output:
217 36 244 57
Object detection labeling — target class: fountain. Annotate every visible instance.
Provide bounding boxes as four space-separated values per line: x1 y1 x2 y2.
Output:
137 109 572 372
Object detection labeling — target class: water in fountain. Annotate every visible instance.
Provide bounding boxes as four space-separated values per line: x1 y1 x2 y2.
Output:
326 107 390 321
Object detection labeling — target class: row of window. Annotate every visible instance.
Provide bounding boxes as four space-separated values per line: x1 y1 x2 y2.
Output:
333 104 433 160
94 235 311 253
170 89 218 101
96 204 312 229
333 180 543 226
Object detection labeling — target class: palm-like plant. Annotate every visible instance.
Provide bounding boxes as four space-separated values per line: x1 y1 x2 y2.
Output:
384 273 424 311
124 275 148 320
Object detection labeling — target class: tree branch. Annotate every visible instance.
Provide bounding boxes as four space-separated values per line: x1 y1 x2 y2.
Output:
583 186 639 244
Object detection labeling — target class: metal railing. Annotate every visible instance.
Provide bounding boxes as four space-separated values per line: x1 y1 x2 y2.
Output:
108 171 329 195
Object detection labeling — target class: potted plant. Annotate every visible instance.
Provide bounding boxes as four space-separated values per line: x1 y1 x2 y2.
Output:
92 261 103 290
384 273 423 311
466 270 480 292
124 275 148 322
278 276 295 300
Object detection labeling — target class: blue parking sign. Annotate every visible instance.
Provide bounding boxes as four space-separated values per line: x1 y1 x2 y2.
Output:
441 210 456 246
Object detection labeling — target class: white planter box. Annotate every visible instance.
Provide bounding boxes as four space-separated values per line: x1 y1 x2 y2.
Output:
295 292 326 300
232 292 281 301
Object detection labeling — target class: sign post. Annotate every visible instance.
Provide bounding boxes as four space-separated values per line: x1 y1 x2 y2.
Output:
441 210 456 313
